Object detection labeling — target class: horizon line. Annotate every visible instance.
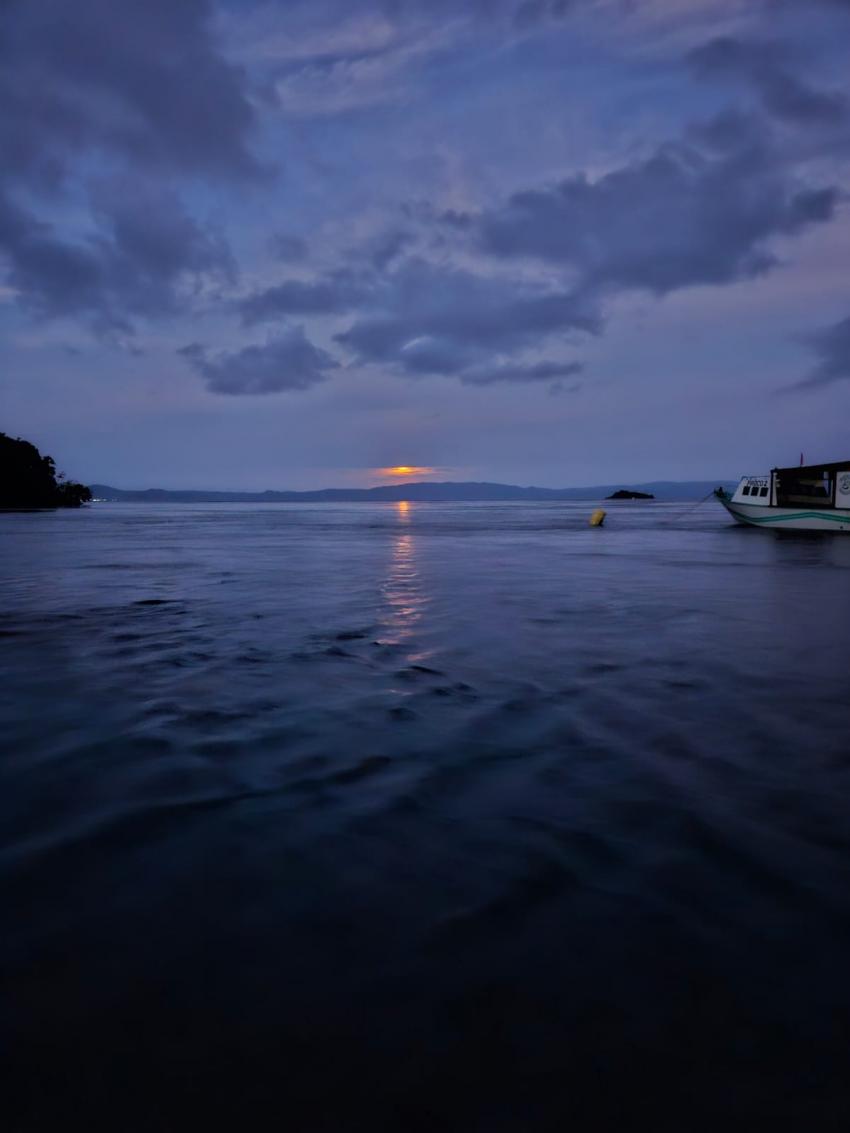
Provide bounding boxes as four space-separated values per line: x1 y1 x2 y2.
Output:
88 476 734 494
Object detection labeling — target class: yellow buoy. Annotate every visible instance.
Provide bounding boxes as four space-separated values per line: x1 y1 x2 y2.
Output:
589 509 606 527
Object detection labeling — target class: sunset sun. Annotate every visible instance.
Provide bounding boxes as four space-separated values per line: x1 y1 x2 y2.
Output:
378 465 435 478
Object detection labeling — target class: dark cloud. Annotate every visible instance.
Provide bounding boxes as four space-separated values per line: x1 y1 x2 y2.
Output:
458 359 583 386
687 109 765 154
0 194 121 328
179 328 339 395
272 0 581 35
342 113 839 389
474 139 838 294
513 0 577 29
334 258 599 379
239 270 373 324
3 0 845 408
393 337 584 385
775 0 850 8
94 184 234 291
260 0 589 118
1 184 233 328
361 229 416 271
760 73 846 126
394 334 484 375
268 233 309 262
0 0 261 187
0 0 260 329
368 0 575 15
795 315 850 388
688 38 847 126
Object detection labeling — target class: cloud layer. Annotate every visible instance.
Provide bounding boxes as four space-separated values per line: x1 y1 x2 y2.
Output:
3 0 850 420
179 328 339 395
475 141 836 293
688 37 847 126
1 0 259 185
797 316 850 388
0 0 256 332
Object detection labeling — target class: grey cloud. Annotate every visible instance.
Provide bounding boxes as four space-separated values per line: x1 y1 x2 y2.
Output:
475 140 838 294
0 199 123 328
1 185 233 327
514 0 576 29
179 327 339 395
336 258 598 367
759 72 846 126
239 270 373 324
1 0 261 186
688 38 847 126
687 109 765 154
0 0 259 328
266 16 452 117
774 0 850 9
331 257 598 384
689 37 785 75
795 315 850 388
269 233 309 262
260 0 584 117
362 229 416 271
96 186 234 285
396 335 483 375
459 359 583 386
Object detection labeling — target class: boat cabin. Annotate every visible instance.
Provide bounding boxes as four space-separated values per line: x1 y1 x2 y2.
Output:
731 461 850 509
774 463 844 509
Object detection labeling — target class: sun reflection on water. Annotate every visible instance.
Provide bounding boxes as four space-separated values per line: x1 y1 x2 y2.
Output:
381 501 429 646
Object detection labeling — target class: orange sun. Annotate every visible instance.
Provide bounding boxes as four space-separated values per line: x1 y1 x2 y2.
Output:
379 465 435 477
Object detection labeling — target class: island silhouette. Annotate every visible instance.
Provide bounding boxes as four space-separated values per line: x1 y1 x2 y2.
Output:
1 433 92 509
90 480 729 503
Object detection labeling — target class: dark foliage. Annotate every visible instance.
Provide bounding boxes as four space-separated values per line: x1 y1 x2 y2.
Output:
0 432 92 508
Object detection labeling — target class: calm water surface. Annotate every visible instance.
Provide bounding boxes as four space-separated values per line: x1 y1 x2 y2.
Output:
3 501 850 1130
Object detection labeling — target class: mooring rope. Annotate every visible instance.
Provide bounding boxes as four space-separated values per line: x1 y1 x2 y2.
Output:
661 488 719 525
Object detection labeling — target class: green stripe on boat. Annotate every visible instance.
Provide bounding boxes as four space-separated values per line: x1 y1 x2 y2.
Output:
726 508 850 525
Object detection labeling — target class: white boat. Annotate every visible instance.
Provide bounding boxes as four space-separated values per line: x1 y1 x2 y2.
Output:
715 460 850 531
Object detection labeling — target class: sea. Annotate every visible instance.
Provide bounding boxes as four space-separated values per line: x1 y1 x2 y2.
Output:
2 499 850 1131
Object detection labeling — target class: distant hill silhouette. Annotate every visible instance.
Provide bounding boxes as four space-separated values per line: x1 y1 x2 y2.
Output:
1 433 92 508
90 479 735 503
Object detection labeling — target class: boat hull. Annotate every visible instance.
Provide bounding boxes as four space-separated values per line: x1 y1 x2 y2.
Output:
718 497 850 531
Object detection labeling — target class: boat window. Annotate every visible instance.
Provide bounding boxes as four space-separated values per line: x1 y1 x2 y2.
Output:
742 485 750 495
759 486 768 497
776 471 835 509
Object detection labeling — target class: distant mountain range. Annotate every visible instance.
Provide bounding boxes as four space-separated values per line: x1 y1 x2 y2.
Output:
90 479 735 503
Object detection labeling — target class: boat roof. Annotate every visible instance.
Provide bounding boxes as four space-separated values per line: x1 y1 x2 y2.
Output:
772 460 850 475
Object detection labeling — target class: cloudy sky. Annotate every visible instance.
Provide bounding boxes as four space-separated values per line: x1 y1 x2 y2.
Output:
1 0 849 489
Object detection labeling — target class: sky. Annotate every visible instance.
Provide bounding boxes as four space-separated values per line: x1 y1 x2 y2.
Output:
1 0 849 490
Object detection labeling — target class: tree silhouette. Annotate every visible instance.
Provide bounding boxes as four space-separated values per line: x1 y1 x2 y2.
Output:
0 432 92 508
